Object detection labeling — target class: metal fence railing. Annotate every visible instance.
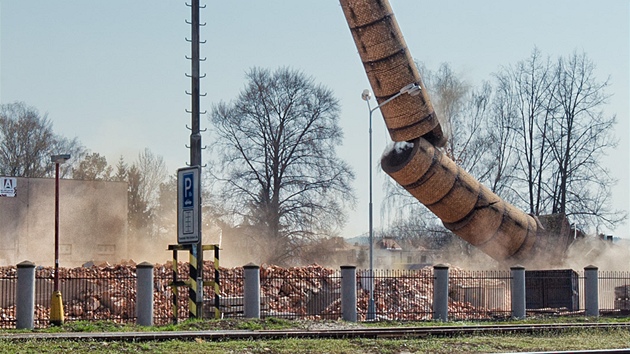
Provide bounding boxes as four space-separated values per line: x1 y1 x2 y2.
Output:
599 271 630 314
0 268 16 328
449 269 512 320
0 265 629 328
154 262 189 325
213 267 244 319
258 266 341 320
33 266 137 328
361 268 434 321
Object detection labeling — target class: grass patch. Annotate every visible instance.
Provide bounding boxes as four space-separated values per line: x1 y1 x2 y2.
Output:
151 317 296 332
235 317 294 330
0 328 629 353
2 316 629 334
3 316 628 334
60 320 130 333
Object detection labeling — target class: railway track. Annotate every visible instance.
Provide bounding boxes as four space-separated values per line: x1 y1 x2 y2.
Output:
1 322 629 342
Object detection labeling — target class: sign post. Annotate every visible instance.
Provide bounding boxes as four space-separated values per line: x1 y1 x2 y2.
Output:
177 166 203 318
177 166 201 244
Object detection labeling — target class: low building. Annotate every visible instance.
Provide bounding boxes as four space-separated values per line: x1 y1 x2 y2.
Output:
373 238 436 269
0 177 128 266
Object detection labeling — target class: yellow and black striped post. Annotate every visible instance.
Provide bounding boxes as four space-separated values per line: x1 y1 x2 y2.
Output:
168 243 220 320
189 245 200 319
214 245 221 318
200 245 220 319
168 244 193 323
172 248 178 324
214 245 220 319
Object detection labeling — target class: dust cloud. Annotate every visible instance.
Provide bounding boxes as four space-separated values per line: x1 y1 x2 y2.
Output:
431 234 630 272
0 178 128 267
7 177 627 272
563 237 630 271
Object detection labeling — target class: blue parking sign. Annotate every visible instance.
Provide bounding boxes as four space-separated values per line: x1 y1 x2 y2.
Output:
177 166 200 244
182 172 195 208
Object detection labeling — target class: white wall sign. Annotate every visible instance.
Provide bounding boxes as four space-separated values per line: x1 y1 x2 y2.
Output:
0 177 16 197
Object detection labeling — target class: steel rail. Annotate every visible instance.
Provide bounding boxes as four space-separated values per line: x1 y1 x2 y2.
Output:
0 322 629 342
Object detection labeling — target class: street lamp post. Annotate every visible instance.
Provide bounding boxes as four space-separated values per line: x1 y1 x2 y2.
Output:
50 154 70 326
361 83 421 320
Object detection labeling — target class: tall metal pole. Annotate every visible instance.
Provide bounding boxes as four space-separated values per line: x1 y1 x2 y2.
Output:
361 84 420 321
50 153 70 326
190 0 201 167
367 104 376 321
54 162 60 293
189 0 203 319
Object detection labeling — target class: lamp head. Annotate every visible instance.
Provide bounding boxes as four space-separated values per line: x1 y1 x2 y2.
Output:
361 89 372 101
400 83 422 96
51 154 71 164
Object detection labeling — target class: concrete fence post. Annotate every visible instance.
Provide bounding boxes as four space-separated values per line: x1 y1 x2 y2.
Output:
136 262 154 326
340 265 357 322
584 265 599 318
433 264 449 321
243 263 260 319
511 265 526 319
16 261 36 330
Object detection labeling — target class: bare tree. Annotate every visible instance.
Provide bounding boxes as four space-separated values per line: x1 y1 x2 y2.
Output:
485 75 520 202
424 64 492 173
0 102 84 177
546 51 624 230
208 67 355 265
493 48 557 214
494 49 625 232
384 50 624 242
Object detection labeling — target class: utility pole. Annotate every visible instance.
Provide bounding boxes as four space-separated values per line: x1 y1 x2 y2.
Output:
186 0 205 319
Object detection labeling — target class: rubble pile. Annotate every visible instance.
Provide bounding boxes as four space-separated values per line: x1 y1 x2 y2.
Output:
0 306 15 322
323 267 508 321
449 270 511 319
370 267 434 321
0 263 506 324
153 262 189 320
258 264 340 318
38 263 137 321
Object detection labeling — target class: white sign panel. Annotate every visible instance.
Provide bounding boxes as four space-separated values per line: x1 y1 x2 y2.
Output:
177 166 200 244
0 177 16 197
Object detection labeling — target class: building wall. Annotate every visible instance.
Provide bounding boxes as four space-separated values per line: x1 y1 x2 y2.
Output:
0 177 128 266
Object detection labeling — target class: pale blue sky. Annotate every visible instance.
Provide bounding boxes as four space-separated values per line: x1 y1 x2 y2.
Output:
1 1 629 239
